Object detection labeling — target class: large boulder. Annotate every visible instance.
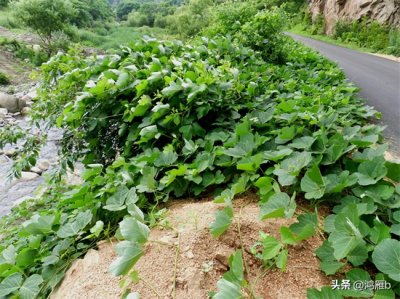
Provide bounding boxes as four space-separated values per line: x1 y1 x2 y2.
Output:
0 92 26 113
309 0 400 35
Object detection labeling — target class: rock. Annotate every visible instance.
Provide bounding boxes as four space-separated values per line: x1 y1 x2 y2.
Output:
0 108 8 117
4 149 16 157
21 106 31 115
0 92 19 113
215 249 230 267
309 0 400 35
185 250 194 259
0 92 27 113
20 171 39 181
38 159 50 171
159 234 177 246
26 89 37 100
30 166 43 174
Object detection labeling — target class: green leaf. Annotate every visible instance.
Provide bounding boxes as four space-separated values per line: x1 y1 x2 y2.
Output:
236 154 263 172
372 239 400 282
213 278 242 299
276 249 288 271
322 134 347 165
273 151 312 186
289 136 315 150
260 234 282 260
20 274 43 299
263 148 293 162
374 289 395 299
210 207 233 238
57 210 93 238
137 166 157 192
346 243 368 266
22 214 55 235
301 166 326 200
328 231 363 260
228 250 244 283
16 249 36 268
139 125 160 143
260 192 296 220
109 241 144 276
340 268 373 298
119 217 150 244
0 272 22 297
288 212 317 241
276 126 297 144
385 161 400 182
161 82 182 97
82 164 103 180
254 177 275 197
316 240 344 275
320 260 344 276
325 171 358 193
307 286 343 299
369 219 391 245
154 146 178 167
356 157 387 186
104 186 130 211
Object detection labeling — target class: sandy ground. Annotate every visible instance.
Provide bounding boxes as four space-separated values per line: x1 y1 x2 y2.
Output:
51 193 330 299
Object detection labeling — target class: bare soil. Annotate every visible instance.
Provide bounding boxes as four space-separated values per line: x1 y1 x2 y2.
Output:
51 193 330 299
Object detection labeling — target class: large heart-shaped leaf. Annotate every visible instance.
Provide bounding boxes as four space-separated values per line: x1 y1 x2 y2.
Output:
372 239 400 282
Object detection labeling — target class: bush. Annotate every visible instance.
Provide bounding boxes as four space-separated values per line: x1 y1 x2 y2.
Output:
0 71 10 85
333 18 395 53
0 0 9 7
116 0 140 21
310 13 325 35
14 0 75 53
388 29 400 56
238 8 288 63
126 11 149 27
165 0 213 37
204 0 261 36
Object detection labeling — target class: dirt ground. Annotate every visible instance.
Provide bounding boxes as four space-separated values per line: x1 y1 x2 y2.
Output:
51 193 330 299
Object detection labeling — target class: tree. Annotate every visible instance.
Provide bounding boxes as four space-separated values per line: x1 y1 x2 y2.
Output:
14 0 75 53
70 0 113 27
116 0 140 20
0 0 10 8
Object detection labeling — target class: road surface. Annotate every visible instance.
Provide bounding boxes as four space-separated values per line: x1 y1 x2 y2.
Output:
290 34 400 156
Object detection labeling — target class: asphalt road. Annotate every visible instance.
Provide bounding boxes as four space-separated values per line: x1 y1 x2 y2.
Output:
290 34 400 156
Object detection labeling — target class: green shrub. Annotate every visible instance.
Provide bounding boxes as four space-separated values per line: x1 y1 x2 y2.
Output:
126 11 149 27
0 71 10 85
14 0 76 53
310 13 325 35
388 29 400 56
333 18 397 54
238 8 288 63
204 0 261 36
0 0 9 7
165 0 213 37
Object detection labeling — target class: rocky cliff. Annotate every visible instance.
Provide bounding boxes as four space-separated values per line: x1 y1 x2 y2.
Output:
308 0 400 35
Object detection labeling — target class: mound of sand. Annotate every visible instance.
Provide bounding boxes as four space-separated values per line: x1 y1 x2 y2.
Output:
51 193 329 299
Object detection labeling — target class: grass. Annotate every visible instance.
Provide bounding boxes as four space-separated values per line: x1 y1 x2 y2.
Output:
289 23 399 58
0 71 9 85
0 7 20 29
78 25 175 50
290 24 377 53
